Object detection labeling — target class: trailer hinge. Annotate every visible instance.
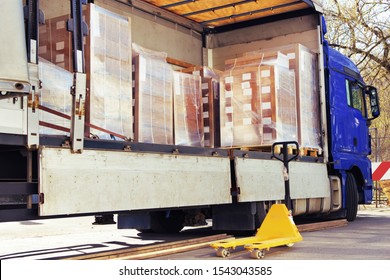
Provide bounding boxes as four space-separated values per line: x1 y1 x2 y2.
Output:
27 63 41 148
39 193 44 204
212 151 220 157
123 145 132 152
172 148 180 154
70 72 87 153
62 140 71 148
231 187 240 195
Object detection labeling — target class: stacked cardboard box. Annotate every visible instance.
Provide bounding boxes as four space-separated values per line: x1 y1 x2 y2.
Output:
132 44 174 145
88 5 133 140
38 4 133 140
173 72 204 147
245 44 321 150
179 66 221 147
38 14 73 71
283 44 320 150
259 64 297 144
220 52 297 147
220 67 262 146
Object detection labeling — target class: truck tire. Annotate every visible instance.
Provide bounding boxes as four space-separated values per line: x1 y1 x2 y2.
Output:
136 211 185 233
345 172 359 222
150 210 185 233
254 202 267 229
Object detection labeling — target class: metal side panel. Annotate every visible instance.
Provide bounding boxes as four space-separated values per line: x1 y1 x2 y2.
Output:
39 147 231 216
0 98 27 135
235 158 285 202
289 161 330 199
0 0 30 90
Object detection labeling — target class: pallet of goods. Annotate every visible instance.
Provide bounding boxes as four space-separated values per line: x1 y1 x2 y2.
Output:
283 44 321 152
173 72 204 147
220 51 297 147
38 4 133 140
132 43 174 145
246 44 321 152
180 66 221 147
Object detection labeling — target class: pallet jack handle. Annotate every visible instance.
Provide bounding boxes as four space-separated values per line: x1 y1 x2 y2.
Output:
271 141 300 211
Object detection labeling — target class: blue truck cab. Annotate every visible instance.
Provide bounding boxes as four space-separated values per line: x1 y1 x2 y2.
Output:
323 21 380 219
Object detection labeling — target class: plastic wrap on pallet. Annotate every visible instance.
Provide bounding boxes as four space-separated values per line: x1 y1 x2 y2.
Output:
295 45 321 150
38 4 133 141
245 44 321 150
181 65 221 81
220 67 262 147
180 66 222 147
89 5 133 140
173 72 204 146
133 43 174 144
263 66 297 144
39 58 73 135
220 51 297 147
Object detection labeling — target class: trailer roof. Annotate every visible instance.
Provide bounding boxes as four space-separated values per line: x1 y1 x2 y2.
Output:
138 0 322 27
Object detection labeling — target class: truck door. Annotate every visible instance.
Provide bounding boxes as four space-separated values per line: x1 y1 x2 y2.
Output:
344 79 369 155
330 72 370 158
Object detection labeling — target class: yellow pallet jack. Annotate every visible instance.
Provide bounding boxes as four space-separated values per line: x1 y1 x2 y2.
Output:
210 142 303 259
210 204 302 258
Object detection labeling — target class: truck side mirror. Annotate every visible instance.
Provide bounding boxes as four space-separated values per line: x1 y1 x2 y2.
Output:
365 86 380 120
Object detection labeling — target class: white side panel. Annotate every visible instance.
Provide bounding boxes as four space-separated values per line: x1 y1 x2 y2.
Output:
0 98 27 134
289 161 330 199
235 158 285 202
39 147 232 216
0 0 30 90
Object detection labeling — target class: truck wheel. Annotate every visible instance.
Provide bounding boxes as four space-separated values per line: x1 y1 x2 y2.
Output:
345 172 358 222
254 202 267 229
150 211 185 233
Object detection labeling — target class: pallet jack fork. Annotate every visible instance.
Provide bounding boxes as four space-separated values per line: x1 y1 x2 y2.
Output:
210 142 303 259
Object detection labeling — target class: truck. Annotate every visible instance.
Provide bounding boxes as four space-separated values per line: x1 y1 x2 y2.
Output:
0 0 380 233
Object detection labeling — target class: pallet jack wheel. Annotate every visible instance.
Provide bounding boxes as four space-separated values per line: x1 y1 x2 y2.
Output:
251 249 265 259
216 248 230 258
286 243 294 247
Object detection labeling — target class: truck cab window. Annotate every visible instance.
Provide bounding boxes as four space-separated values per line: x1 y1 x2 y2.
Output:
346 80 366 117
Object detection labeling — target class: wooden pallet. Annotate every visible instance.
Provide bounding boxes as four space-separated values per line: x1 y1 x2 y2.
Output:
297 219 348 232
222 145 322 158
300 147 320 157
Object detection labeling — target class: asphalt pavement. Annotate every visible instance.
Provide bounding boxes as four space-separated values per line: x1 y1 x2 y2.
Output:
0 204 389 260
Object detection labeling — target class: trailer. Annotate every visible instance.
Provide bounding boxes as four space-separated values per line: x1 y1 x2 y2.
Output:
0 0 380 233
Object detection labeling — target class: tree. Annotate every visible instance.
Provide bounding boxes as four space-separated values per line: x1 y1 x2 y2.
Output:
322 0 390 160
